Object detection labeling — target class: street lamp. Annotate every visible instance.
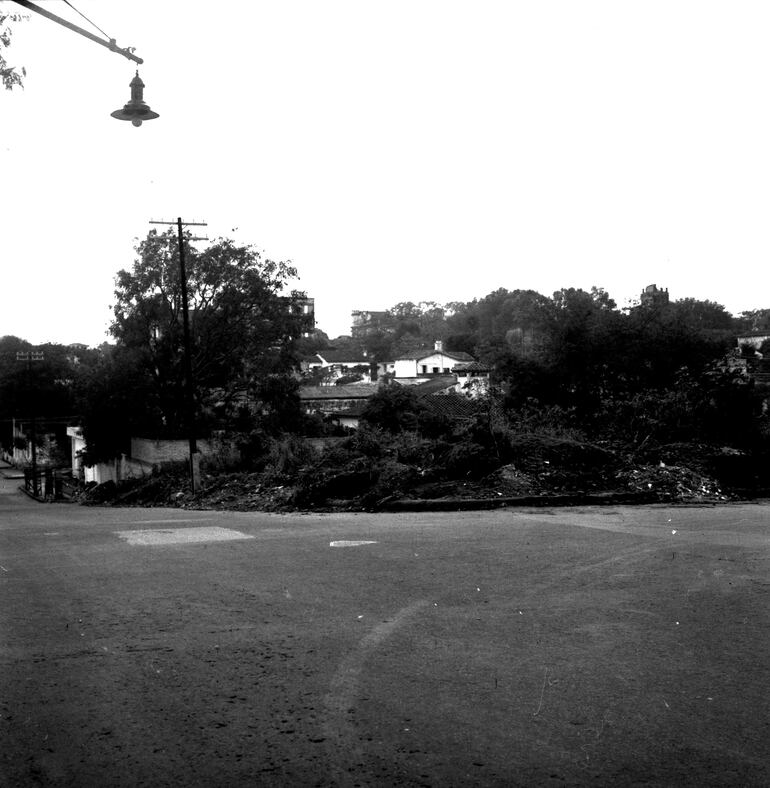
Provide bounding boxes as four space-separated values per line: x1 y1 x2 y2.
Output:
11 0 157 125
110 71 160 127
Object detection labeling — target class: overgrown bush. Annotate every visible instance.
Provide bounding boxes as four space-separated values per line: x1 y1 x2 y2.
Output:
506 399 584 441
360 386 425 433
361 460 419 505
261 435 317 483
441 441 498 479
292 457 375 507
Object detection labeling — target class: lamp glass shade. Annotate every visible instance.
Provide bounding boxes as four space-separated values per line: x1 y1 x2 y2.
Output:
111 71 158 125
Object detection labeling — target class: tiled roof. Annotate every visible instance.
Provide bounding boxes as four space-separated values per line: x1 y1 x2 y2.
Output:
395 348 475 363
422 394 478 419
410 376 458 396
299 384 379 400
395 347 434 360
454 361 491 372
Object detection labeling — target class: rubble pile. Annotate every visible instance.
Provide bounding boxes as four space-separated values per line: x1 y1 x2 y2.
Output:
78 435 741 511
616 464 727 503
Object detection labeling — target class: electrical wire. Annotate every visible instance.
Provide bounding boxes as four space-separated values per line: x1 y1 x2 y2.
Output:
60 0 111 41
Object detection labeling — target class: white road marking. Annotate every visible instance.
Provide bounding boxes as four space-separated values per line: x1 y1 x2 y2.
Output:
116 518 214 525
329 540 378 547
115 526 254 546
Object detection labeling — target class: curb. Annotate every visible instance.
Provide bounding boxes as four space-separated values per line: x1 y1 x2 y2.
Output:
18 485 45 502
378 491 676 512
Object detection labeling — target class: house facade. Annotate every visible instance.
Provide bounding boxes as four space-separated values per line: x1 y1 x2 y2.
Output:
391 341 490 396
393 341 475 379
737 331 770 354
298 383 380 418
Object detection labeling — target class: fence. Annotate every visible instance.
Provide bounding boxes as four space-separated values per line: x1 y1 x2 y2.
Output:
23 467 65 500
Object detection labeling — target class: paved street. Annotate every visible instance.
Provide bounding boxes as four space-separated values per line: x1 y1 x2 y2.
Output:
1 475 768 786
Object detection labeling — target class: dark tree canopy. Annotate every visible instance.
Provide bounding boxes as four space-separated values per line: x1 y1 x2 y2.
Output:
0 337 84 456
109 230 310 439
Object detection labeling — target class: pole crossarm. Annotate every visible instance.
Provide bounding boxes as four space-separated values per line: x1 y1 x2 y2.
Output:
12 0 143 64
150 220 208 226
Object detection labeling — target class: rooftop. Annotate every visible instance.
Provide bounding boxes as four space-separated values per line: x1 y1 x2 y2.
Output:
299 384 380 401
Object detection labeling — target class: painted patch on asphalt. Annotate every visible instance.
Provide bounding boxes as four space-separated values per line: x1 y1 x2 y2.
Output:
116 526 254 546
329 540 378 548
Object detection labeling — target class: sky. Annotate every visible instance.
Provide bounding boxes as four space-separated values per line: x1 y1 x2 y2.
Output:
2 0 770 347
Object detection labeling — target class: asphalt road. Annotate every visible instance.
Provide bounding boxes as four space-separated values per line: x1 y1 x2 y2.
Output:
1 475 768 787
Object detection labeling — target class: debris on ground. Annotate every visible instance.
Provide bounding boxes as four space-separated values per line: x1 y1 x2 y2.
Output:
77 435 740 511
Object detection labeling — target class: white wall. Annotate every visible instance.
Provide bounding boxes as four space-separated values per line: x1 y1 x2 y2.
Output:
394 352 459 378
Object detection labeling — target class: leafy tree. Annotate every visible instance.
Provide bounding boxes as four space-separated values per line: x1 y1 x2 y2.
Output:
617 297 736 393
72 344 156 463
0 338 81 457
669 298 735 332
295 329 331 357
110 229 308 438
738 309 770 333
1 12 25 90
360 329 395 363
250 374 305 435
445 288 553 359
360 385 426 433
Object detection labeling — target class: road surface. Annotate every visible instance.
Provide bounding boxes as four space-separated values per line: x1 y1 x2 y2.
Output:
1 476 768 786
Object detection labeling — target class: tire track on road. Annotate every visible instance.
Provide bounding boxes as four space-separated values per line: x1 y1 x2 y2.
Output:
322 599 431 785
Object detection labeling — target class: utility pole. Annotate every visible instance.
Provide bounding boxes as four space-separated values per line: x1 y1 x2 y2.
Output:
16 350 44 498
149 218 208 493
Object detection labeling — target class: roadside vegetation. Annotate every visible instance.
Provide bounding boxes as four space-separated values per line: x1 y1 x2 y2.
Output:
1 231 769 509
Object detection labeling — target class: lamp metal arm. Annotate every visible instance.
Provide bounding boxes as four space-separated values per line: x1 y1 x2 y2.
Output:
12 0 143 64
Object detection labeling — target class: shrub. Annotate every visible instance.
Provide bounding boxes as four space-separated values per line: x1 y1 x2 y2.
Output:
261 435 317 483
442 442 499 479
345 426 389 459
362 460 419 505
360 385 424 433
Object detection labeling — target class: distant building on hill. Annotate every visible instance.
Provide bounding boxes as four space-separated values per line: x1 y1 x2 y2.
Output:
282 295 315 337
639 284 669 307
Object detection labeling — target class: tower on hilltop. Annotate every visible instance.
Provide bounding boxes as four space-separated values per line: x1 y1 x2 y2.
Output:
639 283 669 307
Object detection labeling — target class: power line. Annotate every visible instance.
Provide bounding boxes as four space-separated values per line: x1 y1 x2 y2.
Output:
61 0 111 41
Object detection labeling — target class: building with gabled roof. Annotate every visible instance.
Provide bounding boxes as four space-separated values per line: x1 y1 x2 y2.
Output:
391 341 490 396
393 340 475 380
298 383 380 422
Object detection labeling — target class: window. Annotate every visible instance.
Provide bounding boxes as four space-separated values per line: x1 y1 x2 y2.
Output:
432 367 439 374
421 365 428 374
443 367 450 374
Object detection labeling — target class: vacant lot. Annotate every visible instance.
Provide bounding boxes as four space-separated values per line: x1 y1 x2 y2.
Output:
1 481 768 786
